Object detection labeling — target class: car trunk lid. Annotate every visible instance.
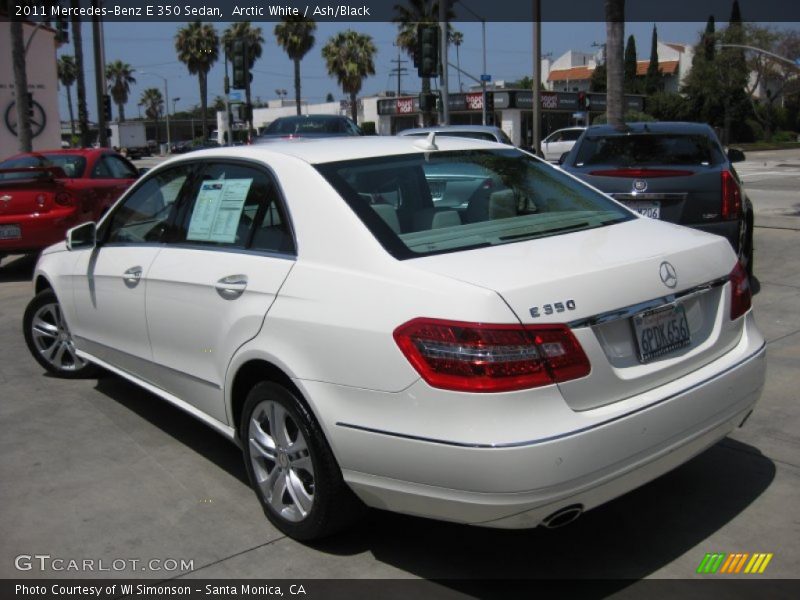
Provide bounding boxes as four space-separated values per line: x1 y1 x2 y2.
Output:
0 168 65 215
409 217 743 410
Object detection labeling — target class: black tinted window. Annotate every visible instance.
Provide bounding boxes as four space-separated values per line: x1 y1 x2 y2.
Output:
0 154 86 179
575 134 719 167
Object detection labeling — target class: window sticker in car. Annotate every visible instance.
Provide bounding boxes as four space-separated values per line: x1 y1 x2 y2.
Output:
187 178 252 243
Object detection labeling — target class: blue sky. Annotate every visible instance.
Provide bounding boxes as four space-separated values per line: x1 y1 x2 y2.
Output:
57 20 797 121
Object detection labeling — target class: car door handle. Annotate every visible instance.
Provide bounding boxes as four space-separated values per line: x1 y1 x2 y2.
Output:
215 275 248 300
122 266 143 288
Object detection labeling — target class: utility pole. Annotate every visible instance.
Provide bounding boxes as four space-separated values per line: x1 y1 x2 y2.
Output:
92 0 108 147
532 0 542 156
390 52 408 97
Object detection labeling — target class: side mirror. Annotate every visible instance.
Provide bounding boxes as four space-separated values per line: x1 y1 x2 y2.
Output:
66 221 96 251
558 152 570 165
138 167 150 177
727 148 745 163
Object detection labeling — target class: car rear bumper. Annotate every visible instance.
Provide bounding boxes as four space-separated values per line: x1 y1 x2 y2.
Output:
0 209 78 253
302 313 765 527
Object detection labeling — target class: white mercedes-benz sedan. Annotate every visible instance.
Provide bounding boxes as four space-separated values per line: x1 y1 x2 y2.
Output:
23 136 766 540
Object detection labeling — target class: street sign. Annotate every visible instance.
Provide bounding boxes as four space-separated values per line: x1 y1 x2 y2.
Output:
480 74 492 82
228 89 245 103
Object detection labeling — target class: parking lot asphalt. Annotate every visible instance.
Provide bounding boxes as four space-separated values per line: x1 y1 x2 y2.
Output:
0 150 797 589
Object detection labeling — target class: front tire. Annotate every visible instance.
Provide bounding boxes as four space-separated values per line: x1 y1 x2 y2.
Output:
23 289 98 378
241 381 362 540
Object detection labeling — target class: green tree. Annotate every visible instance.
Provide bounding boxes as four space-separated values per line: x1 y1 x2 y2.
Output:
58 55 78 138
645 25 661 95
624 34 638 93
682 16 723 129
105 60 136 123
212 95 226 112
223 21 264 125
321 30 377 124
717 0 751 143
175 21 219 140
393 0 454 126
605 0 625 127
140 87 164 143
274 17 317 116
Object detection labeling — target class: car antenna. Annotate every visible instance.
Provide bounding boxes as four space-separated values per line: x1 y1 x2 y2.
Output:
413 131 438 152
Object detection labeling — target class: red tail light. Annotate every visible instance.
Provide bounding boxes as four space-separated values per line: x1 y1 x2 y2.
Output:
588 168 694 178
54 192 72 206
729 262 751 320
393 318 590 392
721 170 742 220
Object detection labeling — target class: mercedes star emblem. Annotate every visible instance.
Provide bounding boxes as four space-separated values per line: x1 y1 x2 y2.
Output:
659 261 678 289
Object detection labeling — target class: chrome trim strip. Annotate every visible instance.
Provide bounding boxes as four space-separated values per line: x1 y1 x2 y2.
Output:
611 193 688 201
335 341 765 449
567 276 728 328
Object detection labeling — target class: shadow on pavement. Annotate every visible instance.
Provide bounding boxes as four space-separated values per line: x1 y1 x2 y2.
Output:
93 372 775 586
0 254 36 283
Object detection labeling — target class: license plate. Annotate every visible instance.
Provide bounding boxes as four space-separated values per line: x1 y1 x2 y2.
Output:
632 304 690 363
626 200 660 219
0 224 21 240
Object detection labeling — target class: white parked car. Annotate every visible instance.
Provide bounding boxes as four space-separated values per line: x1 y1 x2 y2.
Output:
398 124 513 145
24 136 765 540
541 126 586 162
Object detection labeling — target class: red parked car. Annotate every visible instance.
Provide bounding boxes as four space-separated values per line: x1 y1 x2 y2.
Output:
0 149 139 263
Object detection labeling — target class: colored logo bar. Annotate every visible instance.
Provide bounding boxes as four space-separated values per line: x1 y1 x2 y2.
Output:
697 553 773 574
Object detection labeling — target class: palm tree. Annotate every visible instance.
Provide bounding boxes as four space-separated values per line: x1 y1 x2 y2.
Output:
57 55 78 138
140 87 164 143
449 30 464 92
71 1 91 147
10 16 32 151
321 30 376 124
175 21 219 140
605 0 625 127
222 21 264 124
393 0 454 126
105 60 136 123
274 17 317 116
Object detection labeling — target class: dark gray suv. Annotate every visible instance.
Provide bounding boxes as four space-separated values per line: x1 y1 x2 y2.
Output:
561 122 753 275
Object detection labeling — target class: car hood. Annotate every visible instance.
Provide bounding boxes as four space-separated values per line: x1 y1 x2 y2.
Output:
408 217 735 325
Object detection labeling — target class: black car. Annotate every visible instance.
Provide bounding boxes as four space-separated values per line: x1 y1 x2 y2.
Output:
255 114 363 143
560 122 754 274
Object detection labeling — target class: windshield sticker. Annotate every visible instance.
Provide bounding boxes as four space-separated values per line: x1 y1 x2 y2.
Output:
187 178 252 243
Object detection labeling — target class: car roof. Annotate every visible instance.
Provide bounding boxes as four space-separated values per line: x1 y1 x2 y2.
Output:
161 136 511 167
583 122 715 136
399 125 503 135
271 114 350 122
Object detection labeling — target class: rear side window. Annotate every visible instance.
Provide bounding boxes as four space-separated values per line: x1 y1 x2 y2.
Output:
575 133 720 167
0 154 86 180
178 162 294 254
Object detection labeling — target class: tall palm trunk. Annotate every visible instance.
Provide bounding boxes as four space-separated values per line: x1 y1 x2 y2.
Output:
72 6 90 147
350 91 358 123
10 18 32 152
456 46 462 91
199 71 208 140
421 76 432 126
605 0 625 128
117 102 125 123
293 58 302 115
66 84 76 136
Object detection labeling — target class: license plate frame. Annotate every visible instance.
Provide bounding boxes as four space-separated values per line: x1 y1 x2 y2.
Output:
632 303 691 363
626 200 660 219
0 224 21 240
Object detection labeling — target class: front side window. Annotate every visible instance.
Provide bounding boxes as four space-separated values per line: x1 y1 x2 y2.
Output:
103 164 193 244
100 155 138 179
317 149 633 260
178 162 294 253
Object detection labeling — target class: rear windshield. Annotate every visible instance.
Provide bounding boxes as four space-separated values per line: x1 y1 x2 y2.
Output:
574 134 720 167
0 154 87 180
316 149 633 260
263 117 354 135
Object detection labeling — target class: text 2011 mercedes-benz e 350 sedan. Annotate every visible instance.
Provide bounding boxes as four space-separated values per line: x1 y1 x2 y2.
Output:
23 136 765 540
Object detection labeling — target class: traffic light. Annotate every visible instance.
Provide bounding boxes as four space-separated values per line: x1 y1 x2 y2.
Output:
485 91 494 113
231 40 250 90
103 95 112 122
56 17 69 44
416 24 440 78
26 93 34 119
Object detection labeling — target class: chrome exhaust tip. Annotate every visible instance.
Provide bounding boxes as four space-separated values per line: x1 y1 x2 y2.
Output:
541 504 584 529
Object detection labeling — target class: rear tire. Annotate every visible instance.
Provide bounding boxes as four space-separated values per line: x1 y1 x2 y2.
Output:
23 289 99 378
241 381 363 540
